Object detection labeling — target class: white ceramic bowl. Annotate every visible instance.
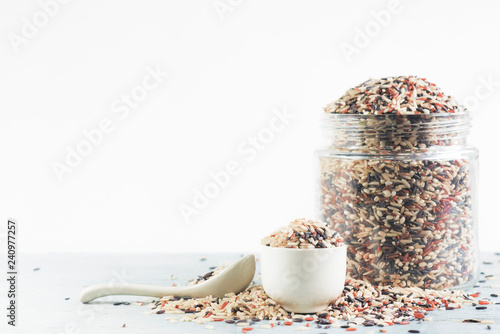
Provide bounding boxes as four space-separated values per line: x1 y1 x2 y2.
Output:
260 245 346 313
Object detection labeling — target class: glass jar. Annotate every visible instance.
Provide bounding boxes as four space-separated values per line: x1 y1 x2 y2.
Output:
316 112 479 290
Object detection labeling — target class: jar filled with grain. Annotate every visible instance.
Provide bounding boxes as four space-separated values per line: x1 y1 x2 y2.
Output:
317 76 479 289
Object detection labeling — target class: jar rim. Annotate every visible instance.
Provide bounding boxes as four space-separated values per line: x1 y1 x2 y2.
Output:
320 111 472 131
319 111 472 152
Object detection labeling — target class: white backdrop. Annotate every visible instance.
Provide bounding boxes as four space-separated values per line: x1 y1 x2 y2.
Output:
1 0 499 253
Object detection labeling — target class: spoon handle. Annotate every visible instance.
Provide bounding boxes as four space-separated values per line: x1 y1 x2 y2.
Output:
80 283 189 303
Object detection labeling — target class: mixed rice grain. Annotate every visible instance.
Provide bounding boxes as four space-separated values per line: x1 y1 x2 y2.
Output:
150 278 472 326
319 76 477 289
324 76 464 115
188 265 227 286
261 218 344 249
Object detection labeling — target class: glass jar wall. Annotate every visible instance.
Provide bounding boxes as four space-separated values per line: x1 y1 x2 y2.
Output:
317 113 478 290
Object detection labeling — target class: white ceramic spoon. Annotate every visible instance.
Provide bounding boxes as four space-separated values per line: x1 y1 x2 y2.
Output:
80 255 256 303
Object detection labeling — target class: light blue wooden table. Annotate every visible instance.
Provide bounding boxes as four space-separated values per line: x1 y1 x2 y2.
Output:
2 252 499 333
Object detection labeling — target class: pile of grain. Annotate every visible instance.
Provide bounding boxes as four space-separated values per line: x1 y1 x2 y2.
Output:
261 218 344 249
150 277 472 328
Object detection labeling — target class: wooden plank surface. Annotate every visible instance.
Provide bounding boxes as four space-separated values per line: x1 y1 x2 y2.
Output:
1 252 499 333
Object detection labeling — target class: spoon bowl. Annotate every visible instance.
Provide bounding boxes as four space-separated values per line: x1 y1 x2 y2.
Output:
80 255 256 303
